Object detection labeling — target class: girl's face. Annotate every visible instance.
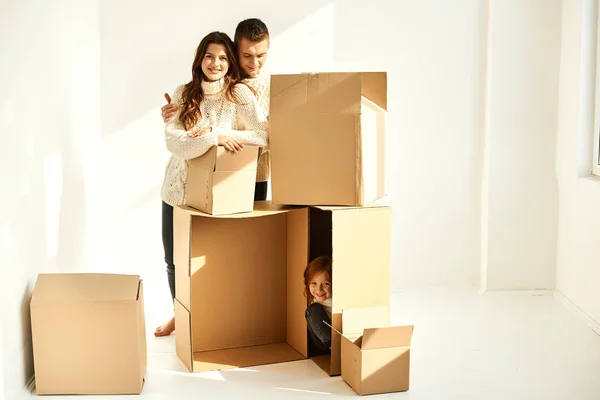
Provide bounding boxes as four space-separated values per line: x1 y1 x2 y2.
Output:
201 43 229 82
309 271 332 302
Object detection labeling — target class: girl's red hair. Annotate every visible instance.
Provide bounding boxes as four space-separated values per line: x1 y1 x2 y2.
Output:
303 255 332 307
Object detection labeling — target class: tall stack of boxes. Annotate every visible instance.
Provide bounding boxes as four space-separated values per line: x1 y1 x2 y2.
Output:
28 72 413 397
172 72 414 395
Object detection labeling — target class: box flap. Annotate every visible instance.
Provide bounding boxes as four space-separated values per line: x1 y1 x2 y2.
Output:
188 146 218 170
311 196 390 211
362 325 414 350
188 146 258 172
31 273 140 305
177 201 304 219
191 343 304 372
271 73 366 115
360 72 387 111
286 208 309 357
174 299 193 372
342 305 389 335
214 146 258 172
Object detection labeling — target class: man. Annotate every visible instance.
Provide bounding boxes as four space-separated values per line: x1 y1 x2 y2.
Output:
155 18 271 337
161 18 271 200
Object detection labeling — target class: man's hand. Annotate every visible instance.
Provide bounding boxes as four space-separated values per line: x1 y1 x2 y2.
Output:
161 93 178 123
217 135 244 153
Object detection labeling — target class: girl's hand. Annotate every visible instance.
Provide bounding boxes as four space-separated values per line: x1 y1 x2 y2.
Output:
217 135 244 153
188 127 212 138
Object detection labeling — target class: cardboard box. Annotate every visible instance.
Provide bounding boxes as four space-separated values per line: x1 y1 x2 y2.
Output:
185 145 259 215
30 273 147 395
341 306 414 396
270 72 387 206
306 202 391 376
172 200 391 374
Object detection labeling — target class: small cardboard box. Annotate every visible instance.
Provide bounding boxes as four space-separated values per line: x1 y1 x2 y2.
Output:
186 145 259 215
30 273 147 395
172 200 391 373
270 72 387 206
341 306 414 396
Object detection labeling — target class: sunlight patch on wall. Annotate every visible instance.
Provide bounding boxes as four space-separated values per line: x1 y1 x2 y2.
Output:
44 152 63 260
86 109 168 275
264 3 335 75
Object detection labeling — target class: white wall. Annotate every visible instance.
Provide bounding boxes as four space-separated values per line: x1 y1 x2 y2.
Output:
480 0 562 290
555 0 600 329
0 1 100 398
334 0 487 290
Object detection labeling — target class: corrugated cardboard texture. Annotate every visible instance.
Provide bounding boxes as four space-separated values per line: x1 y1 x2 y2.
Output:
270 72 386 206
31 274 146 395
173 202 308 372
186 146 258 215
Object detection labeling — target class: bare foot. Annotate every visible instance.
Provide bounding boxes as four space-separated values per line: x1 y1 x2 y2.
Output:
154 317 175 337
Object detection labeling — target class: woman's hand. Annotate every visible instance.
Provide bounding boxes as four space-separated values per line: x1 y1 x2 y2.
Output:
188 127 212 138
217 135 244 153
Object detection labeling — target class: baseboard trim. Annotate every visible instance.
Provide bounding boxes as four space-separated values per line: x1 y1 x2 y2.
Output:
554 290 600 335
26 375 35 394
478 289 554 296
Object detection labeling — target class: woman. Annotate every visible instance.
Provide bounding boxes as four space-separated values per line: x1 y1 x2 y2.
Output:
155 31 268 337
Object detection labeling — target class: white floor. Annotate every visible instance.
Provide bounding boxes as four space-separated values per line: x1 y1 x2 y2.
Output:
29 282 600 399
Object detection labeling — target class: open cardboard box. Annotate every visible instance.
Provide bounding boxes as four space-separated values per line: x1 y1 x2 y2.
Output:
340 306 414 396
30 273 147 395
307 202 391 376
185 145 259 215
172 200 391 374
270 72 387 206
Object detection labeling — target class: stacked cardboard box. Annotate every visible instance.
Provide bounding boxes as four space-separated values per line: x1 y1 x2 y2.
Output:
172 72 414 395
172 200 391 376
270 72 414 394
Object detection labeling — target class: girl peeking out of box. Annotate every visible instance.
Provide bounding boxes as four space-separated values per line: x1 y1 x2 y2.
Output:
304 256 333 354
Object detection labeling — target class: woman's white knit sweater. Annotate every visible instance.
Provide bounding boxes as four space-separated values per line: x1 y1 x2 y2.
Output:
160 78 269 206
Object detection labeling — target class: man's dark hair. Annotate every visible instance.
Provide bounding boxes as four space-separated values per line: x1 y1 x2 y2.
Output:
234 18 270 45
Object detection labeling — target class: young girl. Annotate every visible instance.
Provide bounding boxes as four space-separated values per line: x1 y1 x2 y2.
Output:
155 31 268 337
303 255 333 353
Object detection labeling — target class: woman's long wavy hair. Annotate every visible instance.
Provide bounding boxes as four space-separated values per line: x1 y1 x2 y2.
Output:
179 31 242 130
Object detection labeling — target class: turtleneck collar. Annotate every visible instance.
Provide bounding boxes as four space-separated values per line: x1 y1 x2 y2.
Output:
201 78 225 95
